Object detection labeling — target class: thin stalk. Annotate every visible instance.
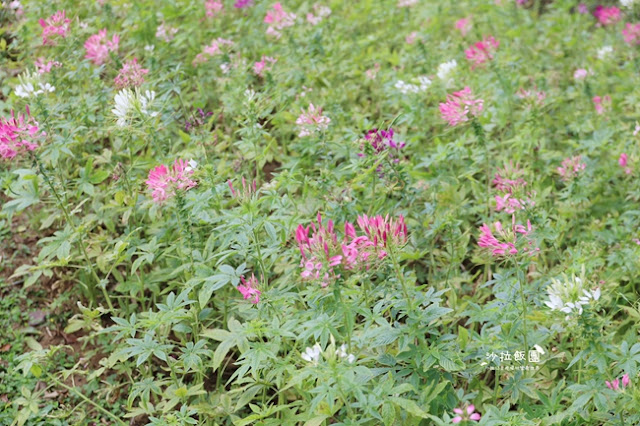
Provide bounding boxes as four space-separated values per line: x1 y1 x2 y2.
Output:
515 263 528 361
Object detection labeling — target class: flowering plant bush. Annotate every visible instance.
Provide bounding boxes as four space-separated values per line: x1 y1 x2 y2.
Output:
2 0 640 425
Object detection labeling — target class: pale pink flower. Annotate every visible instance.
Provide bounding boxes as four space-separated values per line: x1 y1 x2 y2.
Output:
478 216 538 257
205 0 224 17
114 58 149 89
619 153 632 174
606 374 631 390
35 57 61 74
84 29 119 65
156 22 178 42
495 194 534 214
634 124 640 136
0 107 46 160
593 6 621 26
145 159 197 203
557 156 586 181
455 17 472 36
573 68 590 80
253 56 277 76
265 3 296 38
296 103 330 137
238 274 261 304
296 214 342 287
465 36 499 68
516 87 546 106
405 31 418 44
452 404 481 423
577 3 588 14
365 63 381 80
193 38 234 65
623 23 640 45
592 95 611 115
306 3 331 25
439 87 484 127
39 10 70 45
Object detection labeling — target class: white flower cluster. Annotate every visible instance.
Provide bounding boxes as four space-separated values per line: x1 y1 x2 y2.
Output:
621 0 636 9
436 59 458 86
544 270 601 320
597 45 613 60
395 76 431 94
112 88 159 127
301 343 355 364
14 70 55 98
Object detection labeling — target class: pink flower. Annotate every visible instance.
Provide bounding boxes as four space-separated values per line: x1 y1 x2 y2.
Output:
619 153 632 174
84 30 119 65
296 103 330 137
455 17 472 36
145 159 197 203
577 3 588 14
465 36 499 68
254 56 277 76
359 128 405 165
234 0 254 8
573 68 589 80
557 156 586 181
452 404 481 423
39 10 70 45
193 38 234 65
114 58 149 89
593 6 621 26
366 63 380 80
593 95 611 115
439 87 484 127
205 0 224 17
228 177 257 200
478 216 538 257
405 31 418 44
238 274 261 304
493 162 527 192
495 194 534 214
516 87 546 106
0 107 46 160
623 23 640 45
306 3 331 25
296 213 342 287
607 374 631 391
265 3 296 38
156 22 178 42
355 214 408 251
35 57 61 74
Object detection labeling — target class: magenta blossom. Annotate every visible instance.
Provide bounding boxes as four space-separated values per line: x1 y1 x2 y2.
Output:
493 162 527 193
455 17 472 36
234 0 254 8
606 374 631 391
452 404 481 423
592 95 611 115
238 274 261 304
465 36 499 68
296 103 330 137
0 107 46 160
623 23 640 45
254 56 277 76
264 3 296 38
84 30 119 65
296 214 342 287
39 10 70 45
439 87 484 127
359 128 405 163
354 214 408 252
145 159 197 203
478 216 538 258
114 58 149 89
593 6 621 26
35 57 61 74
492 163 535 213
619 153 632 174
205 0 223 17
557 156 586 181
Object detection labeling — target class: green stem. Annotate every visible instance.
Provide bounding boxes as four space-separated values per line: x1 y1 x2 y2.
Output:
515 262 528 363
389 247 413 312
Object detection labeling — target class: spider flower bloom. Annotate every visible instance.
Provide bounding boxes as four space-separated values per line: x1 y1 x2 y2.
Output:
205 0 223 17
39 10 70 45
35 57 61 74
155 22 178 42
84 30 119 65
228 176 258 200
296 103 330 137
359 128 405 163
455 17 472 36
254 56 277 76
193 38 234 65
495 194 534 214
557 156 586 181
234 0 254 8
114 58 149 89
593 95 611 115
439 87 484 127
185 108 213 132
145 159 197 203
296 214 342 287
112 89 158 127
452 404 481 423
544 270 601 319
307 3 331 25
0 107 46 160
465 36 499 68
623 23 640 45
355 214 408 253
264 3 296 38
493 162 527 193
593 5 621 25
606 374 630 390
237 274 261 304
477 217 538 257
573 68 590 80
619 153 632 174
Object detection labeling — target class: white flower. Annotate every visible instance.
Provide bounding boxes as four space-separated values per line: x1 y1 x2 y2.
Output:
417 75 432 91
621 0 636 8
112 89 158 127
220 63 231 74
144 44 155 52
543 268 601 320
437 59 457 84
13 70 54 98
185 160 198 173
15 83 35 98
301 344 322 363
336 344 356 363
597 46 613 60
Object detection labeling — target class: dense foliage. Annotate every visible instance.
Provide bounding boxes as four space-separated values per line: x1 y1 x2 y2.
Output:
2 0 640 424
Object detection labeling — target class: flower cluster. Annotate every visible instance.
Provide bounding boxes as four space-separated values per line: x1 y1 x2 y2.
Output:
592 95 611 115
35 57 61 74
253 56 277 77
264 3 296 38
358 128 405 166
146 159 198 203
156 22 178 42
465 36 499 68
39 10 70 45
301 343 355 364
14 69 55 98
455 17 472 36
623 23 640 45
296 213 407 287
593 5 621 26
228 177 258 201
544 271 601 319
437 60 457 86
394 76 431 94
296 103 330 137
307 3 331 25
493 163 535 213
0 108 45 160
234 0 254 8
477 217 538 258
237 274 261 304
452 405 481 423
114 58 149 89
205 0 223 17
606 374 631 391
112 89 159 127
439 87 484 127
573 68 591 80
557 156 586 181
84 30 119 65
193 38 234 65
